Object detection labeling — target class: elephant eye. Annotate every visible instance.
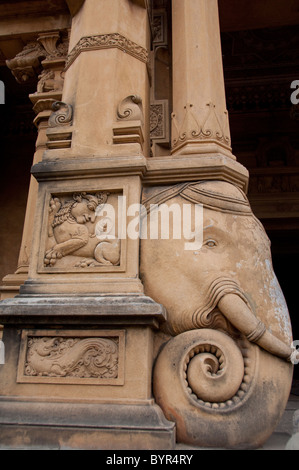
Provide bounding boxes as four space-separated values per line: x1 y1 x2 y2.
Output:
205 239 217 248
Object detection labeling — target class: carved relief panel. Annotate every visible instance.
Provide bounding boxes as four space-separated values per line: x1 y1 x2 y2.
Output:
39 188 125 273
17 329 125 385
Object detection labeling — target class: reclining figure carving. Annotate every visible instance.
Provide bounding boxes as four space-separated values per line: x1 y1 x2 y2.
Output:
140 180 298 449
44 192 120 268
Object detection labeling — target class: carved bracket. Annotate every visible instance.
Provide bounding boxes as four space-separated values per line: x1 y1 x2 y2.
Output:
6 32 69 93
113 95 144 149
6 42 46 84
46 101 73 149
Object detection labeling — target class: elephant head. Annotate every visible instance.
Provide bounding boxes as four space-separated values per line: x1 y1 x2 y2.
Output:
140 180 295 448
140 180 293 358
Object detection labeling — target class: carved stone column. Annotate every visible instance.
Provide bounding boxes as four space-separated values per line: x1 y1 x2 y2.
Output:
48 0 150 160
0 32 69 300
0 0 175 450
171 0 233 159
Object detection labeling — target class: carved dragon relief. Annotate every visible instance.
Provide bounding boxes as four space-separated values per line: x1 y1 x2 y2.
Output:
44 192 121 269
24 336 119 379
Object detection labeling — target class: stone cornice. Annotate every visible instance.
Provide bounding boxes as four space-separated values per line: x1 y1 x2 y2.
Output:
65 33 149 70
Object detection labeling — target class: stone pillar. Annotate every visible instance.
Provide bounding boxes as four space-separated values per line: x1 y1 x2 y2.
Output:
171 0 233 159
23 0 151 296
0 0 175 450
47 0 150 160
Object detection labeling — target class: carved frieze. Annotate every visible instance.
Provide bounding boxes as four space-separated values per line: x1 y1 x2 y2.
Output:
17 329 125 385
65 33 149 70
42 191 122 272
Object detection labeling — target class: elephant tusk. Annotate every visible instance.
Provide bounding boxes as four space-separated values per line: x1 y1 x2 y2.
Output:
218 293 293 361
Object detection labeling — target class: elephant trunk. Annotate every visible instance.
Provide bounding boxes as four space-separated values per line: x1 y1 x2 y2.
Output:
217 293 292 362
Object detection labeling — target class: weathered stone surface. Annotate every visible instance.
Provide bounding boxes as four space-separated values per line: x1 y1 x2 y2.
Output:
0 401 175 450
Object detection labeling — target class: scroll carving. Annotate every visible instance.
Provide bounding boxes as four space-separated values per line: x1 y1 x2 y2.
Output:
24 336 119 379
113 95 144 148
48 101 73 127
46 101 73 148
117 95 143 123
17 329 126 385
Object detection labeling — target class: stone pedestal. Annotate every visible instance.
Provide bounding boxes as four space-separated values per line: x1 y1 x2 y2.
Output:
0 295 175 449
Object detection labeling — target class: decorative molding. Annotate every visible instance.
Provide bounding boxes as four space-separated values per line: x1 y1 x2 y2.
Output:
171 102 231 151
17 329 125 385
65 33 149 70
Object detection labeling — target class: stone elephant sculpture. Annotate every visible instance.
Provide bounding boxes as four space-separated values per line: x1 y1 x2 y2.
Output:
140 180 296 449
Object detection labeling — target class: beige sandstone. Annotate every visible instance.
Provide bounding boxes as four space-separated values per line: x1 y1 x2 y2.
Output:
0 0 297 450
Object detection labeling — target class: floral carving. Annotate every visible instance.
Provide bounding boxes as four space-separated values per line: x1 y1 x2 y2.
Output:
65 33 149 70
24 336 119 379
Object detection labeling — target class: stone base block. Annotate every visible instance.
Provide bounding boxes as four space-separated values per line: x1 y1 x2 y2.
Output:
0 401 175 450
0 294 174 449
